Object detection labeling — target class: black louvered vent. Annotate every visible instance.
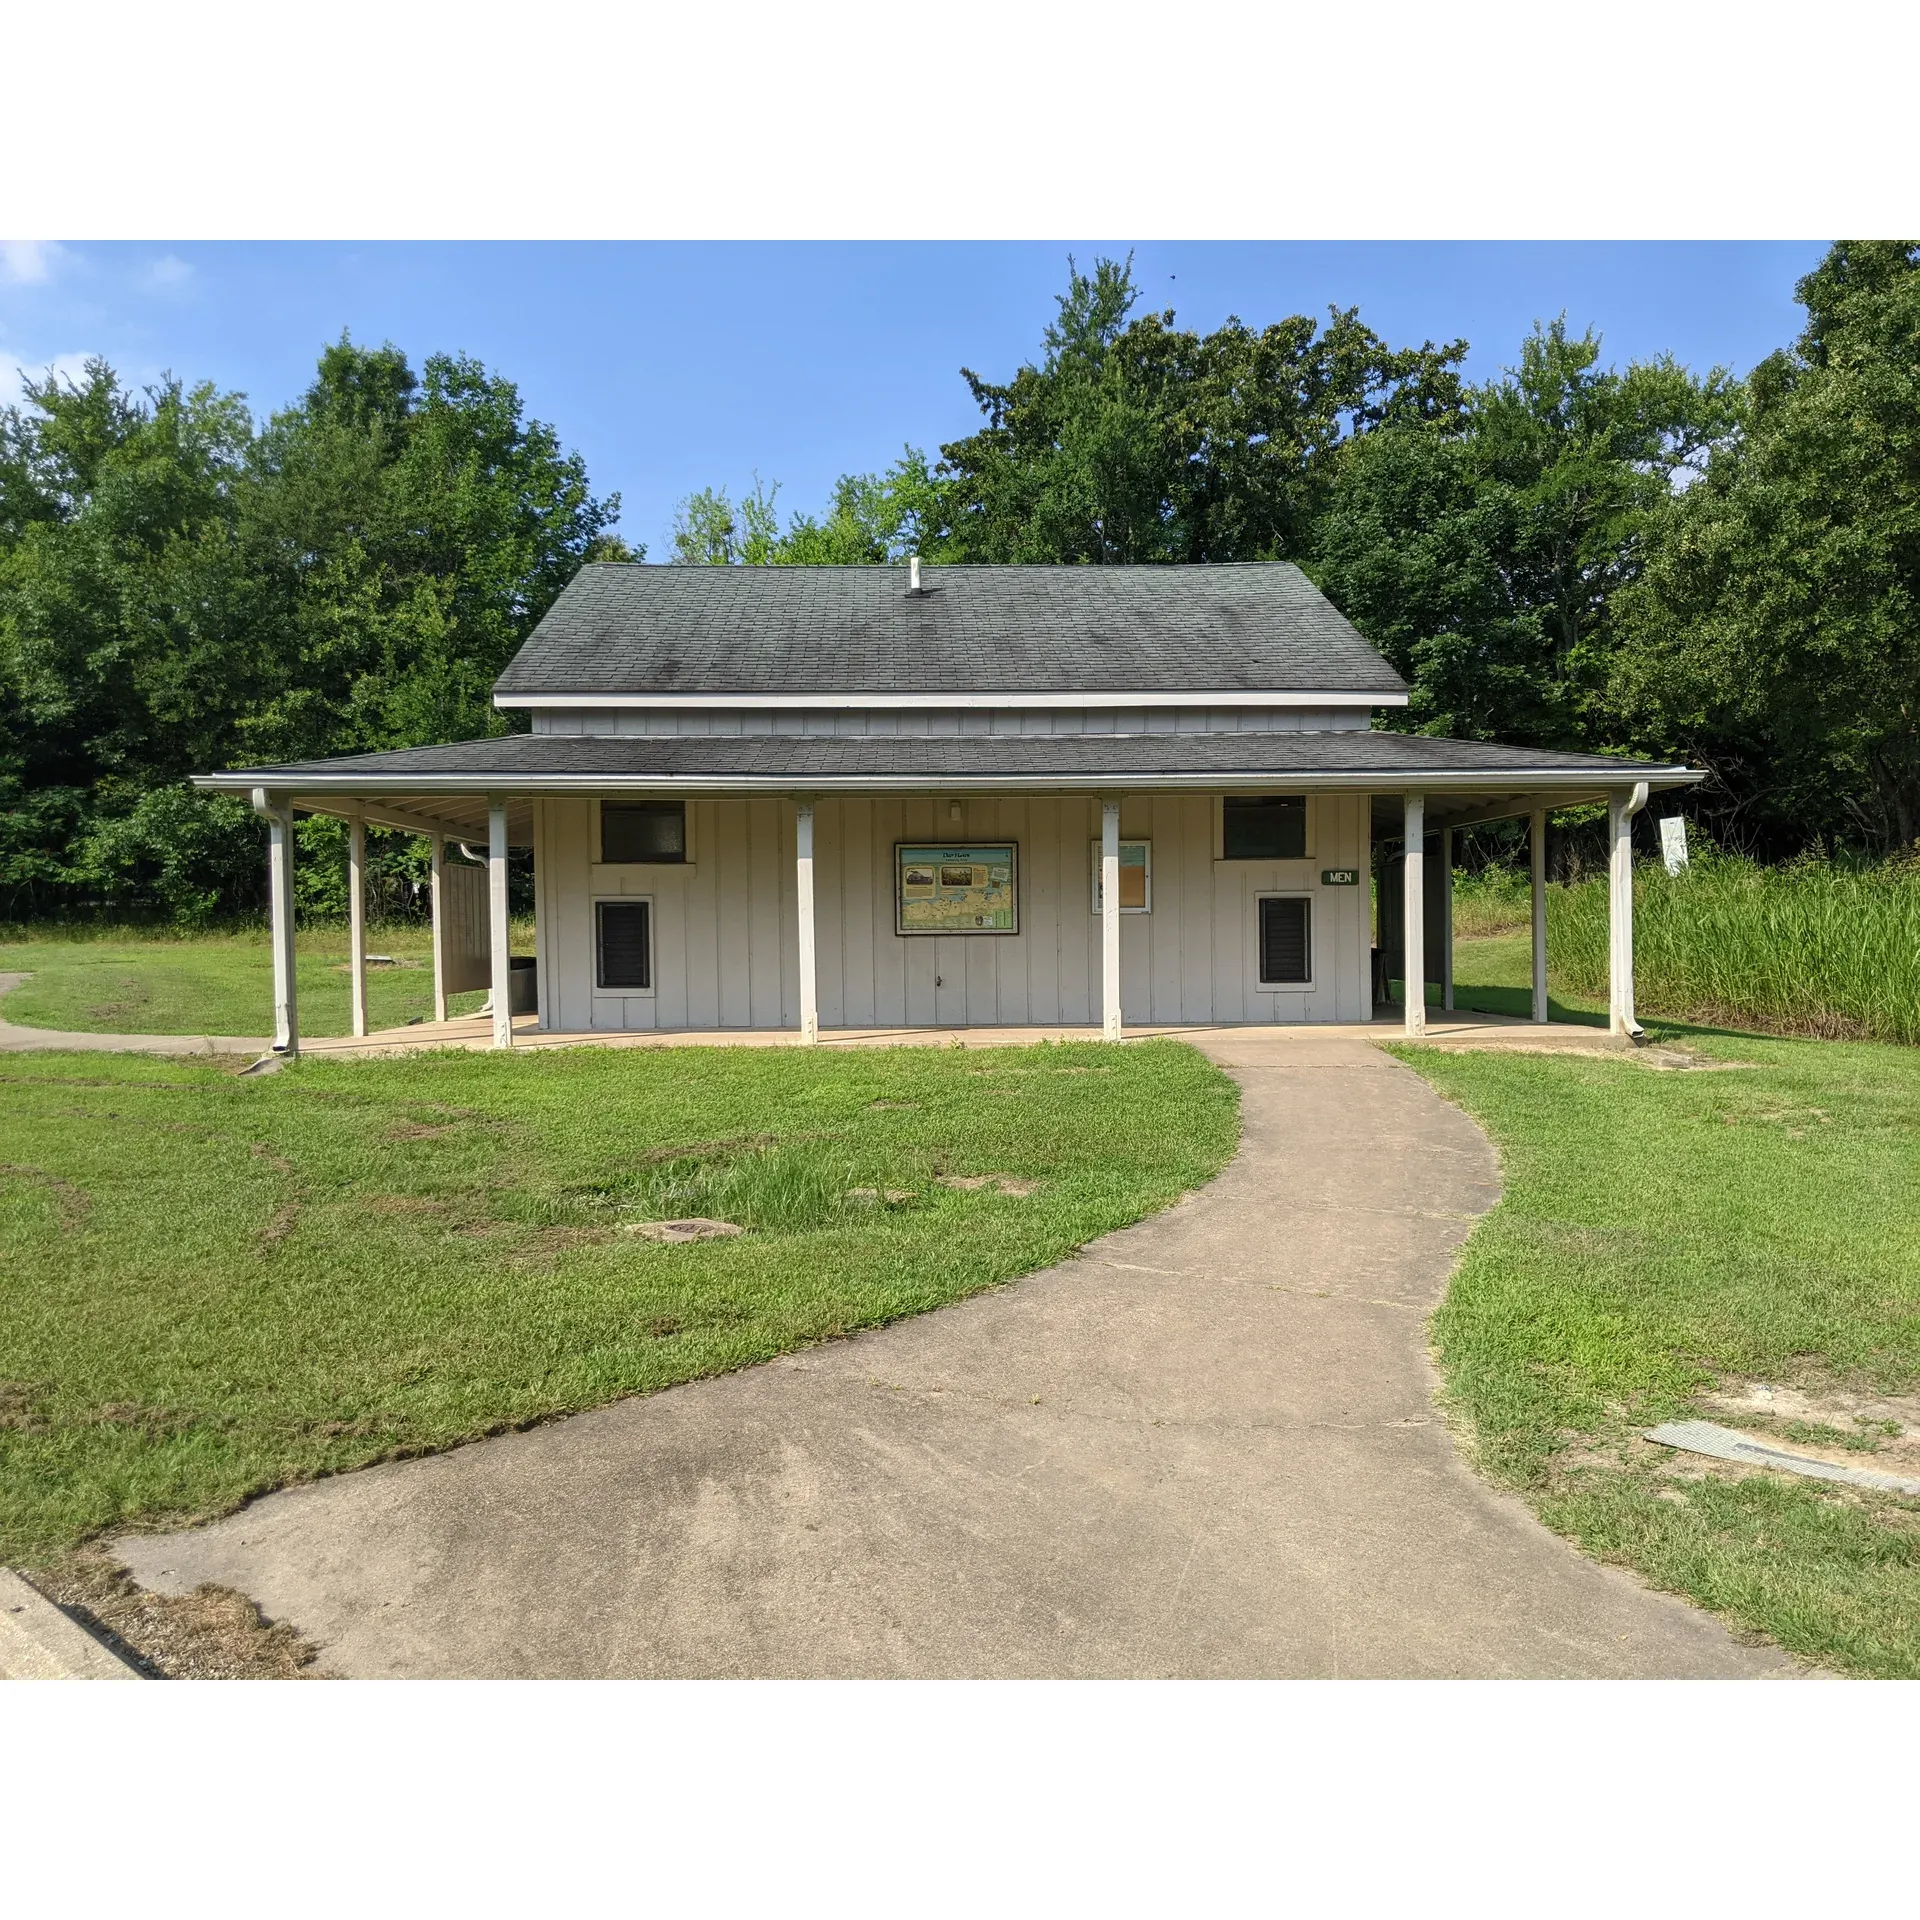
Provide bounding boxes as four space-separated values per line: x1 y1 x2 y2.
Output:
597 900 651 990
1258 896 1310 984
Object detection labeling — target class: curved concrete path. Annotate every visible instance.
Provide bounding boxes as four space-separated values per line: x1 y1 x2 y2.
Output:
114 1031 1793 1677
0 974 263 1056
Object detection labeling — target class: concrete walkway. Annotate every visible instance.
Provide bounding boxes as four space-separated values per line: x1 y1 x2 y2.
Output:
0 974 263 1056
114 1028 1792 1678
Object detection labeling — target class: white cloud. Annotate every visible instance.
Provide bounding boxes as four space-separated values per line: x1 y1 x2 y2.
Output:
141 253 193 292
0 241 71 285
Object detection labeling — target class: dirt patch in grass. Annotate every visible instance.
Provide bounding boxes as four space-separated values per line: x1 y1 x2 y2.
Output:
0 1163 92 1228
39 1549 330 1679
1696 1374 1920 1475
1 1380 50 1432
937 1173 1043 1197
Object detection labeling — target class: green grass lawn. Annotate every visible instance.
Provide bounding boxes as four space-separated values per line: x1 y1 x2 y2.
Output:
0 1038 1239 1569
1390 930 1607 1024
0 925 500 1038
1400 1026 1920 1678
0 920 1611 1041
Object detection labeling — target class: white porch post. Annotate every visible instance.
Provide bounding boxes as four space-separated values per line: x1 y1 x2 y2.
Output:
429 833 448 1024
1530 806 1549 1024
348 811 368 1039
1439 825 1455 1012
1100 798 1122 1041
1608 782 1648 1038
488 797 513 1050
252 787 299 1057
1402 793 1426 1037
795 800 818 1045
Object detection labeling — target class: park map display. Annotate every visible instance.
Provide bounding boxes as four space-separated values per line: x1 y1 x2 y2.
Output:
896 844 1018 935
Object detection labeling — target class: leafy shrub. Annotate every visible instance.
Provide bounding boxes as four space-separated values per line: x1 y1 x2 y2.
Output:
76 788 265 926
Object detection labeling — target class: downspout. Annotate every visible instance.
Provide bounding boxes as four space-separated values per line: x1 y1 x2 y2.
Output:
1610 781 1649 1040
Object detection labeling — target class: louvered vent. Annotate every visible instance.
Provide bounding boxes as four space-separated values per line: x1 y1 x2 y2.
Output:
596 900 652 990
1258 896 1310 984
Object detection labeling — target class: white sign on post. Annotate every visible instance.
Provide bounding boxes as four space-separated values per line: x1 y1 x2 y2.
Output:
1659 815 1689 875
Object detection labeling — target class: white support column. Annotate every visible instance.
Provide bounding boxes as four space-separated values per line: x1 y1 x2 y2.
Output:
1530 807 1549 1024
488 797 513 1050
252 787 299 1057
1608 782 1648 1039
795 800 818 1045
1100 798 1122 1041
1439 825 1455 1013
1402 793 1426 1038
348 811 369 1039
429 833 448 1025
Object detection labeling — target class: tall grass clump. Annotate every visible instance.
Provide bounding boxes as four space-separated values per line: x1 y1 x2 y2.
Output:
1552 849 1920 1044
1449 864 1534 938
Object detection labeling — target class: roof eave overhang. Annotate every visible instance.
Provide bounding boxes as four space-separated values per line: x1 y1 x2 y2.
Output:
197 767 1701 800
493 688 1409 711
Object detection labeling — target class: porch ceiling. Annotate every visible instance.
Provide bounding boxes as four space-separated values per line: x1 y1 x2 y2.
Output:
296 794 537 849
1368 787 1621 837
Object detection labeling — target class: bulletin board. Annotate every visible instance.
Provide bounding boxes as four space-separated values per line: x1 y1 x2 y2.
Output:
1090 839 1152 914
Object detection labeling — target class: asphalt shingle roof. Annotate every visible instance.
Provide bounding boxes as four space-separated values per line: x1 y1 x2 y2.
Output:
209 731 1681 786
492 563 1410 699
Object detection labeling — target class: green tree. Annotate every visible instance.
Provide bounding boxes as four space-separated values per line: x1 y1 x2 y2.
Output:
937 255 1469 564
1313 320 1741 747
0 361 261 914
671 454 949 567
0 336 620 917
777 451 950 563
239 338 621 759
1614 242 1920 850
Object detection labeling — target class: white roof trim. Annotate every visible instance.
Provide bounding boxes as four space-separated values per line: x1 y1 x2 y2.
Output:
495 689 1407 712
201 767 1698 800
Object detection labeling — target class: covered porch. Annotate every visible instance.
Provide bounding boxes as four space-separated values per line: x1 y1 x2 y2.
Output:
217 751 1672 1059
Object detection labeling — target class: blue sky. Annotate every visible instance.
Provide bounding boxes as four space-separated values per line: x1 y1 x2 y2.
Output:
2 240 1825 557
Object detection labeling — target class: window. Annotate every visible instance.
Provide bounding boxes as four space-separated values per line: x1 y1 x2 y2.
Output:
1258 896 1311 985
1223 795 1307 860
601 801 686 864
596 900 652 990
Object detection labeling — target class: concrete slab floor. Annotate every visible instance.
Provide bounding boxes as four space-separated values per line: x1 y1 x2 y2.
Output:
113 1030 1794 1678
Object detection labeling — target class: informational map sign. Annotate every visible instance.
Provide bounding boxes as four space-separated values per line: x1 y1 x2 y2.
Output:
896 843 1019 935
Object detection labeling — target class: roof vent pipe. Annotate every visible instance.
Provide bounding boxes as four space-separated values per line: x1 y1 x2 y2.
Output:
909 555 921 594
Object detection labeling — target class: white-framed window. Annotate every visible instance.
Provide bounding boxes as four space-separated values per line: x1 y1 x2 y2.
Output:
1089 838 1152 914
593 895 655 995
1255 892 1313 990
596 799 692 865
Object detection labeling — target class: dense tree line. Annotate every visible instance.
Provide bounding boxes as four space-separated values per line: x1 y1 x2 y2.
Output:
3 242 1913 922
0 340 622 918
680 243 1919 858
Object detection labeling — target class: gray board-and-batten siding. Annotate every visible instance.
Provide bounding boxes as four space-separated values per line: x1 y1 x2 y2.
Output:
534 791 1377 1032
530 705 1374 737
